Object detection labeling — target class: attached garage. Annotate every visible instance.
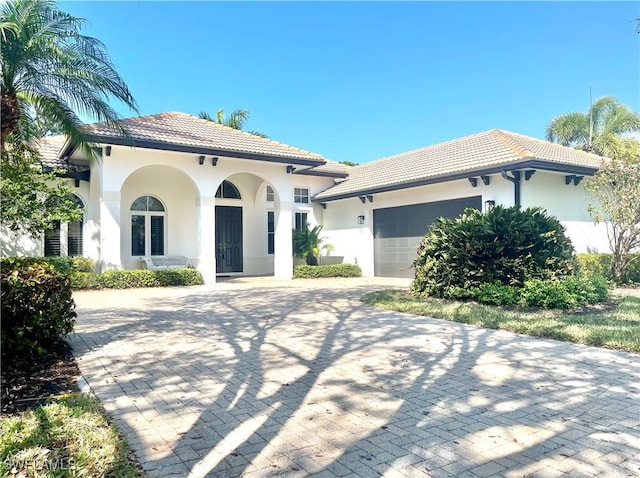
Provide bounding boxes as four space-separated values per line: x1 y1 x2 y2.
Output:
373 195 482 278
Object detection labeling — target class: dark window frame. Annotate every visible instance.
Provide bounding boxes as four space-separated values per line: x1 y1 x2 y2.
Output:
215 180 242 199
267 211 275 255
266 185 275 202
130 195 166 256
294 212 308 232
44 194 85 257
294 187 309 204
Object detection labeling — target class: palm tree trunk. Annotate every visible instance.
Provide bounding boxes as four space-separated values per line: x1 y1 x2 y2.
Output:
1 90 21 151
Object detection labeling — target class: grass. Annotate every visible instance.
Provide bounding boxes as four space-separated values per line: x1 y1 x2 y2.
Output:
0 393 143 477
362 288 640 353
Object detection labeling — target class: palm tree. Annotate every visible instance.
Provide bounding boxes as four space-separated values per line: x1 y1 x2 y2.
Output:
198 108 268 138
293 223 332 266
0 0 138 152
545 96 640 159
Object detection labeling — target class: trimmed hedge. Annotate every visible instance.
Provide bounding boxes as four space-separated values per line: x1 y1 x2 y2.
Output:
577 253 640 284
41 256 94 273
4 256 95 273
1 258 77 360
294 263 362 278
71 268 204 290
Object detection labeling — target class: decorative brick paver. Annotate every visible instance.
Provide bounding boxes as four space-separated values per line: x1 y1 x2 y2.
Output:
70 278 640 477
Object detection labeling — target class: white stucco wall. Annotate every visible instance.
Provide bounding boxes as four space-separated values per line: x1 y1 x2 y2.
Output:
322 178 498 277
1 178 92 260
321 171 610 277
120 165 199 270
520 171 609 253
78 145 335 281
4 143 612 283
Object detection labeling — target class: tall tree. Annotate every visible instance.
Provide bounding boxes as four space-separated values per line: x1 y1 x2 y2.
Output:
545 96 640 159
198 108 268 138
1 0 138 152
585 154 640 283
1 0 137 235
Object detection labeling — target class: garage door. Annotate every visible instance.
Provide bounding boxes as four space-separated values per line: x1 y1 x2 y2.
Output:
373 196 482 278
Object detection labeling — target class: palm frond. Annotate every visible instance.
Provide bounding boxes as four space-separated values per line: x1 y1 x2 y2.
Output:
224 109 250 130
198 111 214 121
545 112 589 146
1 0 137 150
246 130 269 138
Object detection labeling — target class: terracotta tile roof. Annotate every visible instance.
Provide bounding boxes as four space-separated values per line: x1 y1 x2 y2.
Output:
295 158 349 177
82 112 326 164
314 129 606 201
36 135 68 169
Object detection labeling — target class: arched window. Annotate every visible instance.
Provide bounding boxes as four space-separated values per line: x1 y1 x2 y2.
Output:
44 194 84 257
131 195 165 256
215 180 241 199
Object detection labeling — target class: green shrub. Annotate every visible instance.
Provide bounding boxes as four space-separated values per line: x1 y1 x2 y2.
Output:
155 268 205 286
2 256 95 273
71 268 204 290
577 253 640 284
562 275 610 304
1 258 76 360
519 279 578 309
99 270 158 288
412 206 575 297
42 256 94 273
70 271 103 290
294 263 362 278
472 281 521 306
439 276 610 310
517 276 610 310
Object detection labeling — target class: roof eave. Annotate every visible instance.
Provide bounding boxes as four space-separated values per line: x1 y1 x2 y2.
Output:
294 169 349 179
83 134 326 167
313 159 600 202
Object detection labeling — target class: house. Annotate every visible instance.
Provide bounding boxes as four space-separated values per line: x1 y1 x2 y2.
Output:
1 113 609 282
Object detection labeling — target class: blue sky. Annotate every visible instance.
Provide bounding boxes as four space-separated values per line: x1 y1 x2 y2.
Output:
60 1 639 164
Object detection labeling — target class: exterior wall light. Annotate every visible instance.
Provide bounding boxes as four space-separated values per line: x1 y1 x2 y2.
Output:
357 215 365 225
484 200 496 212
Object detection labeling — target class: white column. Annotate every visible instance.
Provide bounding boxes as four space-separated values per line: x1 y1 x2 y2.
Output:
86 156 102 269
197 195 216 284
274 199 293 279
100 190 122 271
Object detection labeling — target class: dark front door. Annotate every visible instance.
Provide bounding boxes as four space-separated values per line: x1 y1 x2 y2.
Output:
216 206 243 273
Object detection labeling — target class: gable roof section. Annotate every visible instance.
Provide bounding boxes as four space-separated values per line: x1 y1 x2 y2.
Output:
63 112 326 167
36 135 68 169
314 129 606 201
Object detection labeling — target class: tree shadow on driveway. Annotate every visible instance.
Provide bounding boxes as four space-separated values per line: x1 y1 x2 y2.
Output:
70 281 640 477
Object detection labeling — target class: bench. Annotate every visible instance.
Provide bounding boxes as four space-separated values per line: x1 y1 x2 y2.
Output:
140 256 193 270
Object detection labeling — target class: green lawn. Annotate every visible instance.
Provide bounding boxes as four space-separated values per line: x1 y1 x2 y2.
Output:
362 288 640 353
0 393 143 477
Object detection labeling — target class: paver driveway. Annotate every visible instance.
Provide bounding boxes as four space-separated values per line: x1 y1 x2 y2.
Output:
70 278 640 478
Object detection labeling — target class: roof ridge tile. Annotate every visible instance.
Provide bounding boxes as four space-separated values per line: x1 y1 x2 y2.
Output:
491 129 535 159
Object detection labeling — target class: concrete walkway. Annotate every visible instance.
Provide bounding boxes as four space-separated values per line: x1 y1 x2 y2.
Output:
70 278 640 477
